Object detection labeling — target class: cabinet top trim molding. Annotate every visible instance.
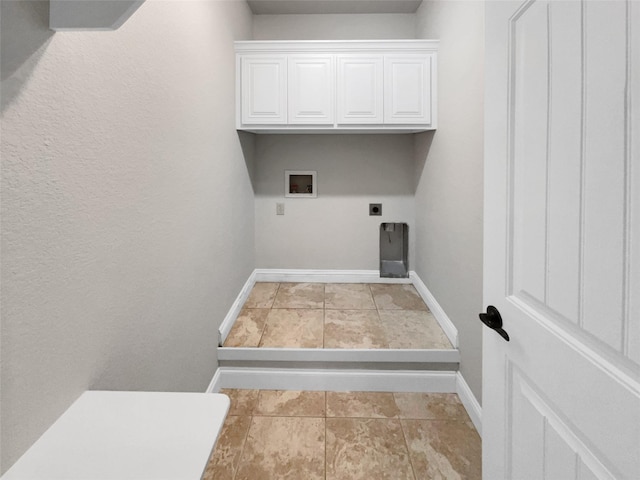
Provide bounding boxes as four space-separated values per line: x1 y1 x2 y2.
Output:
235 39 439 54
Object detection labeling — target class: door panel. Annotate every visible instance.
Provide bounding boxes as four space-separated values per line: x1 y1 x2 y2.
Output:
493 294 640 479
546 0 582 324
631 0 640 367
384 55 432 124
581 0 628 351
240 55 287 125
509 0 636 365
288 55 334 125
511 0 548 305
336 55 383 124
509 365 614 480
484 1 640 478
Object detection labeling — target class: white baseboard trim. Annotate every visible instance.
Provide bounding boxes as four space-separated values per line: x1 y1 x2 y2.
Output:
209 367 457 393
207 367 481 435
218 270 257 346
456 371 482 436
254 268 413 284
410 272 459 348
218 347 459 364
206 367 224 394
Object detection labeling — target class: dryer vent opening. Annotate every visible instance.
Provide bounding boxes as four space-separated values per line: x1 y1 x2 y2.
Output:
380 223 408 278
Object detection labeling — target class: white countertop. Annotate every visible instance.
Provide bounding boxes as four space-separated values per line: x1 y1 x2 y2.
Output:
2 391 230 480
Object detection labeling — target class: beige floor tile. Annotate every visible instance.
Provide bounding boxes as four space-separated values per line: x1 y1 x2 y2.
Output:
324 309 388 349
272 283 325 309
202 415 252 480
326 391 401 418
370 283 428 310
223 309 269 347
234 416 325 480
220 389 259 416
326 418 414 480
402 419 481 480
259 309 324 348
325 283 376 309
244 282 279 308
393 393 470 421
379 310 453 349
255 390 325 417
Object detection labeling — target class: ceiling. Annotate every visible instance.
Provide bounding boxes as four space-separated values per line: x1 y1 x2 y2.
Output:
247 0 423 15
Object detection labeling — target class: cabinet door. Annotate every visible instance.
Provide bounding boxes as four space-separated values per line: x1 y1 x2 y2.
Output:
288 55 334 125
336 55 384 124
240 55 287 125
384 54 433 124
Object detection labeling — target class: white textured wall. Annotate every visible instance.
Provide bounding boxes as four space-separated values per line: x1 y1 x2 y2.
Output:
0 0 254 472
253 13 416 40
414 1 485 401
255 135 415 269
253 14 416 271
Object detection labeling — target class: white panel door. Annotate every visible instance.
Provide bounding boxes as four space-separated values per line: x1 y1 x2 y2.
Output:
336 55 383 124
484 1 639 479
384 54 432 125
240 55 287 125
288 55 334 125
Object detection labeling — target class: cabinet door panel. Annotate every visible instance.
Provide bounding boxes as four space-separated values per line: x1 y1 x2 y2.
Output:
288 55 334 125
241 55 287 124
384 55 432 124
337 55 383 124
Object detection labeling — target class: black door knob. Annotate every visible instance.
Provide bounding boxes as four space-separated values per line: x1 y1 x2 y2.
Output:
479 306 510 341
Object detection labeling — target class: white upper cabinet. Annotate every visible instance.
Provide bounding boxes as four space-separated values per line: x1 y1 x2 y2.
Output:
384 54 433 124
337 55 384 124
240 55 287 125
288 55 334 125
235 41 438 133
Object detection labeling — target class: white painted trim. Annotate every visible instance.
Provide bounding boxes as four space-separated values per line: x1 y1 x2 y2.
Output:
238 126 435 134
211 367 457 393
207 367 482 434
410 272 459 348
218 270 257 345
253 268 412 284
456 372 482 436
218 347 459 364
206 368 224 394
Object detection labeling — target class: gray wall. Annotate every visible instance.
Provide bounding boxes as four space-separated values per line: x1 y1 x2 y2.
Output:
253 14 417 270
253 13 416 40
255 135 416 269
0 0 254 472
413 1 485 401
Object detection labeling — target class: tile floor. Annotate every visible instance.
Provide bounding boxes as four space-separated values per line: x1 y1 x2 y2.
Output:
203 389 481 480
223 283 453 350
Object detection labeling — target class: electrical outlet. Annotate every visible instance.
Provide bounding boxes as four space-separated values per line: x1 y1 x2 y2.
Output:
276 203 285 215
369 203 382 216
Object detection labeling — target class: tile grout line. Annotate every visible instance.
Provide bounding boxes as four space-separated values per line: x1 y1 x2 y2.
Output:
324 391 327 480
230 414 254 480
238 413 472 421
255 308 270 348
230 389 260 480
398 417 419 480
322 284 326 349
257 283 279 348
